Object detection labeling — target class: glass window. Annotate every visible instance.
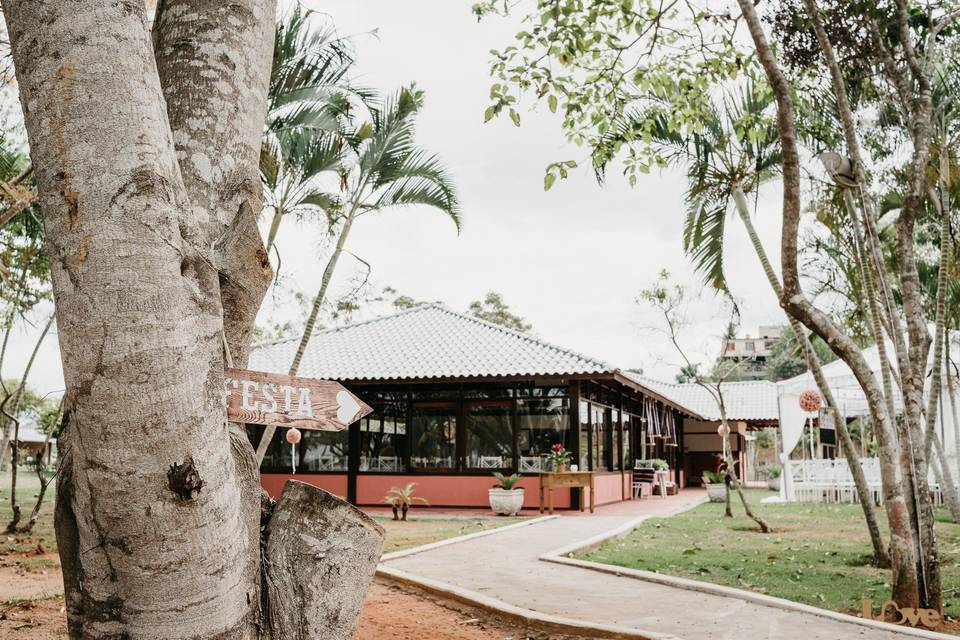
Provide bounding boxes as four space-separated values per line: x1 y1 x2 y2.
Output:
465 402 512 470
299 430 348 471
516 383 569 397
360 414 407 473
517 397 569 472
622 413 633 469
411 386 460 400
611 409 621 470
357 390 407 472
591 405 608 471
252 425 347 473
410 404 457 470
464 383 514 399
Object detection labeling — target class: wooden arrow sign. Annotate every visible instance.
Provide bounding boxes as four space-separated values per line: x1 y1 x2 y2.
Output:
224 368 372 431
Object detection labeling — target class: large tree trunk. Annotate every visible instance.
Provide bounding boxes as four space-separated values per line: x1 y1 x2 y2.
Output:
736 0 921 608
803 0 941 609
4 2 382 637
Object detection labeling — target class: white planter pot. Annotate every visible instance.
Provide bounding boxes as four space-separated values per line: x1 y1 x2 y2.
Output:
768 477 781 491
705 483 726 503
488 488 524 516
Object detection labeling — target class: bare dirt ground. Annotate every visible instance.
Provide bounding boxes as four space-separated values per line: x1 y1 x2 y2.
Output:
0 573 541 640
1 473 559 639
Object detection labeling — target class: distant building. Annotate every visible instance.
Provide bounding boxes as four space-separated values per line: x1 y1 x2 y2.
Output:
248 304 779 508
721 325 783 366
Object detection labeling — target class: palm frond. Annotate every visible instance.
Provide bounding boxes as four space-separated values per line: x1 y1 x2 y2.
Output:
683 197 730 294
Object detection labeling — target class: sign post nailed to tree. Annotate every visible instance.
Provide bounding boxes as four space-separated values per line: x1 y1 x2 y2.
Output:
225 368 372 431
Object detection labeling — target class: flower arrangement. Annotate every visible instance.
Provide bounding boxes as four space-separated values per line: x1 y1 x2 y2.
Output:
547 443 571 472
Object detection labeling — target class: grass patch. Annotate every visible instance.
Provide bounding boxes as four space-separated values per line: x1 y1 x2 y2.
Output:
374 516 522 554
0 470 58 569
576 490 960 618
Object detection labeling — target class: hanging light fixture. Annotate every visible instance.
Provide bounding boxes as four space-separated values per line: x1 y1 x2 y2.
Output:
817 151 857 188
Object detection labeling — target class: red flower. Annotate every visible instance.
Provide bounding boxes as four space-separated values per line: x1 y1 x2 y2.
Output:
551 443 562 453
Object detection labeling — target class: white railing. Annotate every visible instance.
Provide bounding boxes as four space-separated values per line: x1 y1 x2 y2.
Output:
789 458 943 505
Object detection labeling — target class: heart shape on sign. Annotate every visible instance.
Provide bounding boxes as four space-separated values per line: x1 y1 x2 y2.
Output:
336 390 362 424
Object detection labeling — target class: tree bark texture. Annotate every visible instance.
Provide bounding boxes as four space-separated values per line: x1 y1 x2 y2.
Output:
803 0 942 609
736 0 921 608
3 1 383 637
264 481 384 640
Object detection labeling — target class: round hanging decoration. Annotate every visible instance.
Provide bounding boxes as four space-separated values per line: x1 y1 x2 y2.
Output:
798 390 822 413
285 427 302 445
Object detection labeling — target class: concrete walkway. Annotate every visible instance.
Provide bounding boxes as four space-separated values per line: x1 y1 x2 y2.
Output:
380 492 918 640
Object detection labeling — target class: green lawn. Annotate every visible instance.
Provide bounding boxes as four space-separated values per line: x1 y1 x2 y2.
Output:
0 468 58 570
1 470 514 561
577 491 960 619
374 515 522 554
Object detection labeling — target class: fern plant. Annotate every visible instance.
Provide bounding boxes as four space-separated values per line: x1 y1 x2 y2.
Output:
492 472 522 490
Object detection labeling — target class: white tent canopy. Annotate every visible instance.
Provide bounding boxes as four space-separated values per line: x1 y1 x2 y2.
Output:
772 331 960 500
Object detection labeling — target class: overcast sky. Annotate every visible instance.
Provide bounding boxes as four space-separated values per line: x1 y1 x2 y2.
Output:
5 1 789 397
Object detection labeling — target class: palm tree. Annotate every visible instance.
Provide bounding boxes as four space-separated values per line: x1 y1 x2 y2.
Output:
254 86 461 462
616 82 890 566
261 6 374 254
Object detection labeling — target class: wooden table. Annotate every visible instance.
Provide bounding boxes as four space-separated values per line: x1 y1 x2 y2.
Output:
539 471 595 514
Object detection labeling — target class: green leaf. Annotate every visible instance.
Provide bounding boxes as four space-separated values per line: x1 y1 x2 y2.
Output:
509 108 521 127
543 172 556 191
484 106 497 123
548 94 558 113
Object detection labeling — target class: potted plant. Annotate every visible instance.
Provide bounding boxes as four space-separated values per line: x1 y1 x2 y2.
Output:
701 470 727 502
384 483 429 521
634 458 669 471
768 467 782 491
489 472 524 516
547 443 571 472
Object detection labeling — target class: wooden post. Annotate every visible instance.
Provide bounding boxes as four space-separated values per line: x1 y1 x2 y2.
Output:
569 380 581 507
347 420 361 505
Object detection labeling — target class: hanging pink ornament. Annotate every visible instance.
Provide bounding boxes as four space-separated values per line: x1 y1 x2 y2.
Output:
798 390 822 413
285 427 302 445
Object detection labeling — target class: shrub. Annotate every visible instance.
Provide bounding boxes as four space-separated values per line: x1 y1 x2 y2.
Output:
702 470 726 484
634 458 669 471
493 472 522 490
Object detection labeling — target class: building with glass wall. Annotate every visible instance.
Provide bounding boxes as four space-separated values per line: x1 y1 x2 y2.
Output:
248 304 769 508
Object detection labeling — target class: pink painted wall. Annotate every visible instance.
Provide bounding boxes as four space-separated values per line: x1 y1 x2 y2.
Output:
259 473 647 509
261 474 348 500
356 474 573 509
591 472 627 506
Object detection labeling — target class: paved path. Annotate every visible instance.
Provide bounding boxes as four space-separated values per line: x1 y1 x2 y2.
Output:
381 493 914 640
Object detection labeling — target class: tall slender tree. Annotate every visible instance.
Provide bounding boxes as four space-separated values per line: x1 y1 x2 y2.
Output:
261 6 372 254
255 86 461 462
618 82 888 565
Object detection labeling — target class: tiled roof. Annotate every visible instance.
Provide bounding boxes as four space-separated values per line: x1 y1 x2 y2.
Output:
624 374 780 422
249 303 611 381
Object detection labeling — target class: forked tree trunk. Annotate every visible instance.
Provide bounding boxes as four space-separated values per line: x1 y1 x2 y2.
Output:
736 0 921 608
4 2 382 637
732 187 888 565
